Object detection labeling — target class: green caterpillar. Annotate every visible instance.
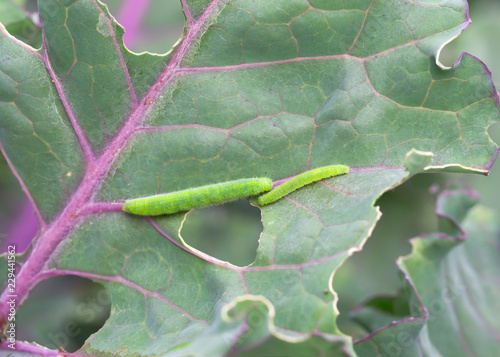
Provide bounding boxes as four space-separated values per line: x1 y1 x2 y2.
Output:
122 165 349 215
123 178 272 216
257 165 349 205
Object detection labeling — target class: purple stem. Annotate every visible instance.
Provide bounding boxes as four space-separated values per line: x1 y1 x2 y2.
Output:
42 43 95 165
181 0 194 25
0 0 224 325
78 202 123 215
39 269 208 323
96 0 138 106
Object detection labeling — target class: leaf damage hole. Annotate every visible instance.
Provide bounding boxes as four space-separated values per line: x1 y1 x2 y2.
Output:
15 275 110 353
333 174 440 336
109 0 185 54
180 199 263 267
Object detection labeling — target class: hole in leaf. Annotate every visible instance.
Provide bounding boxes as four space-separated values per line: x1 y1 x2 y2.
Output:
104 0 185 54
23 0 38 11
437 1 500 72
181 199 263 267
333 173 442 336
436 34 464 69
16 275 110 353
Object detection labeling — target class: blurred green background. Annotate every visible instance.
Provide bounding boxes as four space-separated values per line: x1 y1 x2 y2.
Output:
0 0 498 351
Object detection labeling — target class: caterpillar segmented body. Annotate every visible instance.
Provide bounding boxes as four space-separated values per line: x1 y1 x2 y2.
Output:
123 178 273 216
257 165 349 205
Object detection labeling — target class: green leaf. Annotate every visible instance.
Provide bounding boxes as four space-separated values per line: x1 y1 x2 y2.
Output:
353 189 500 356
0 0 498 356
0 0 42 48
166 296 357 357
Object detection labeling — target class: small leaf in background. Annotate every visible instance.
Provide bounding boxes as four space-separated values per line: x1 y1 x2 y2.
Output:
0 0 41 48
353 187 500 356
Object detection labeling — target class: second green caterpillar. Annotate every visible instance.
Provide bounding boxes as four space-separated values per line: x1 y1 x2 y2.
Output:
122 165 349 216
257 165 349 205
